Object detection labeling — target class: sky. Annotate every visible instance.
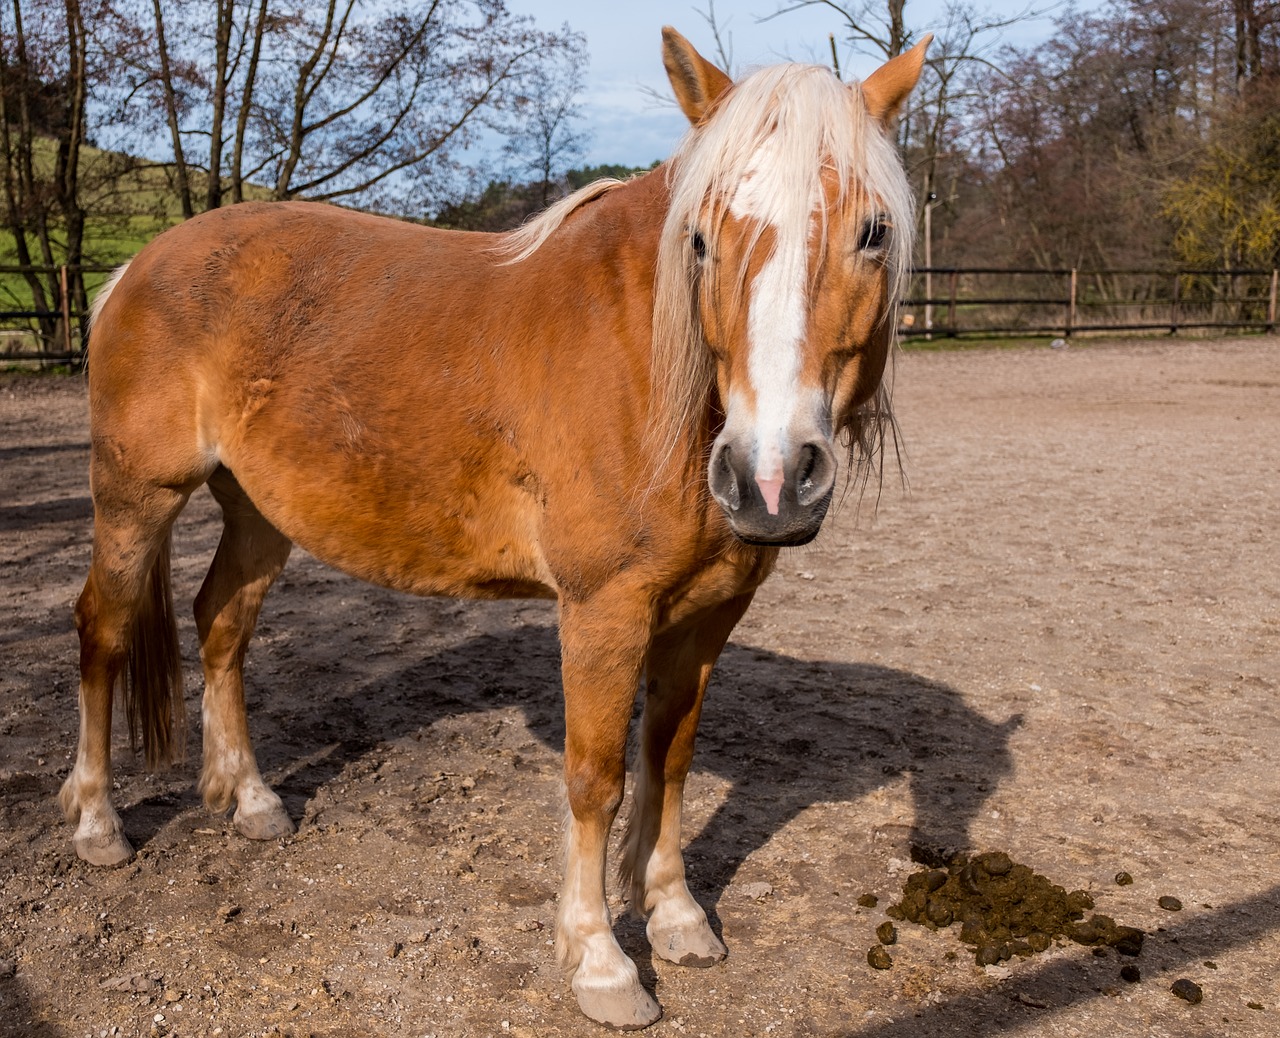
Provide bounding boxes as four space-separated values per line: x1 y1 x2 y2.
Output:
505 1 1069 169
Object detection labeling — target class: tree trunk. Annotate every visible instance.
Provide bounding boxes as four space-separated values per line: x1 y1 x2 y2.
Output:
206 0 235 210
152 0 194 219
231 0 268 204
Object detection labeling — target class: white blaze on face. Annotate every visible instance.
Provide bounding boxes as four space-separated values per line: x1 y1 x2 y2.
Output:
729 140 816 515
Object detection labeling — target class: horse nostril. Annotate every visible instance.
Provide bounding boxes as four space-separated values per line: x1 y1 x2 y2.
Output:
794 441 836 507
797 443 818 486
712 443 741 510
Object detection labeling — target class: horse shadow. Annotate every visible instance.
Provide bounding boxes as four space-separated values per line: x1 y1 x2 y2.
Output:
212 602 1019 912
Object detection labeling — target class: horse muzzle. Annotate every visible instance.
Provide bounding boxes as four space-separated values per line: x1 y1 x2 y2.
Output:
707 435 838 546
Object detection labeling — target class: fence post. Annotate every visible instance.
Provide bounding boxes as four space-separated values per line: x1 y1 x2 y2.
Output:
947 269 958 336
1269 269 1278 334
1065 268 1077 337
1170 272 1180 335
60 265 73 357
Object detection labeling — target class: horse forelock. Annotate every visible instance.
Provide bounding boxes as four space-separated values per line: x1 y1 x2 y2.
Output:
649 62 914 482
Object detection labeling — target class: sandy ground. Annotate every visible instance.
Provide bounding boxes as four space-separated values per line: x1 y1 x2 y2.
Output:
1 337 1278 1038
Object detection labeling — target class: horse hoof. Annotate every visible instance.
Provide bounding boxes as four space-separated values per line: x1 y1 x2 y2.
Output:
572 978 662 1030
649 920 727 967
74 830 135 867
234 804 295 841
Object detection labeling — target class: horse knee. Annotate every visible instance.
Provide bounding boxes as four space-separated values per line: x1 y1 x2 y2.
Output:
565 759 626 822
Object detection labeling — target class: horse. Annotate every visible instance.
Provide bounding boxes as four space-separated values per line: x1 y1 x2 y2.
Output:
60 27 928 1029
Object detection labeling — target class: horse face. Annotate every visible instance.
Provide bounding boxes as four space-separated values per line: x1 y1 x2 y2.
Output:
697 183 896 546
661 27 928 547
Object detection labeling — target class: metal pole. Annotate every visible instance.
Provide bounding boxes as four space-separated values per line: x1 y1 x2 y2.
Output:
923 191 935 339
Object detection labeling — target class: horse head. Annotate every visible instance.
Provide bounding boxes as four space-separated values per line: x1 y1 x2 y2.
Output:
656 28 929 545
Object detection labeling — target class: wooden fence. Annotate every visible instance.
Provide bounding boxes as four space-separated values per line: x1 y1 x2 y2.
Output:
3 264 1279 364
902 267 1280 339
0 264 117 363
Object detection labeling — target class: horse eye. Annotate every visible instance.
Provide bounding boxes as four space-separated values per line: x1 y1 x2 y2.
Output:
860 218 889 251
691 231 707 260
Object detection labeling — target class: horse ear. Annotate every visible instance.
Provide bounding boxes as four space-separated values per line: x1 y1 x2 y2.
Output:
860 35 932 127
662 26 733 125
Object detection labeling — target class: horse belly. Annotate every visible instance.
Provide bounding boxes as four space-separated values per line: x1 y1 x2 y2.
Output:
212 382 558 601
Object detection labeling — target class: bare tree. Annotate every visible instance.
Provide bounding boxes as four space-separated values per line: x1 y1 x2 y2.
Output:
0 0 91 352
97 0 578 215
502 26 589 206
765 0 910 58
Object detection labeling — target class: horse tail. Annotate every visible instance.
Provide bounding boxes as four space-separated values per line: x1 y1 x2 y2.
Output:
124 535 186 769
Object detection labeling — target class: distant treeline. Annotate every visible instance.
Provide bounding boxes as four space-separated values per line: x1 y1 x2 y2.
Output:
866 0 1280 273
431 165 658 233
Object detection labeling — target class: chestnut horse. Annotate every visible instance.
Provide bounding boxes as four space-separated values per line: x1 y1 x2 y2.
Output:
61 28 927 1028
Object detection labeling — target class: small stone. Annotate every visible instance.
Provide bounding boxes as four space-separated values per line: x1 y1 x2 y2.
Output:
1203 960 1218 969
738 881 773 901
1114 871 1134 886
1120 965 1141 983
99 973 158 994
867 945 892 970
514 919 543 932
1171 979 1203 1004
875 921 897 945
163 989 182 1003
1247 1002 1264 1011
1158 896 1183 912
857 893 878 908
387 942 402 959
216 904 241 922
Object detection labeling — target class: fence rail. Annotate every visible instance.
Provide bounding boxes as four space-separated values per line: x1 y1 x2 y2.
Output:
902 266 1280 339
0 264 117 363
3 264 1279 364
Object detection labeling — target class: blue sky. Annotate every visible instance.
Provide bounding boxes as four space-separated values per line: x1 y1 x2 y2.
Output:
505 1 1068 168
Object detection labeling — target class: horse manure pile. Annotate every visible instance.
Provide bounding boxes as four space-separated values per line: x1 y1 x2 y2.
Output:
886 850 1144 966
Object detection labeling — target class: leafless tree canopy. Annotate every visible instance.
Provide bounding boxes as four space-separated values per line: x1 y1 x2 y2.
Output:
769 0 1280 272
95 0 579 213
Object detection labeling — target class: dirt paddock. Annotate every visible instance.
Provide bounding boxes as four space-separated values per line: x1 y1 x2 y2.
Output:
2 338 1278 1038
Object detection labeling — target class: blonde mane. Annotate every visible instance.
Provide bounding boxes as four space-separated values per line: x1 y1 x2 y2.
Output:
498 178 628 263
89 262 132 329
651 62 915 479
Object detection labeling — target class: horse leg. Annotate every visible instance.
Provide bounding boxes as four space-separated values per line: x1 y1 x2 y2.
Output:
194 470 294 841
557 594 661 1030
621 593 754 967
59 480 190 867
